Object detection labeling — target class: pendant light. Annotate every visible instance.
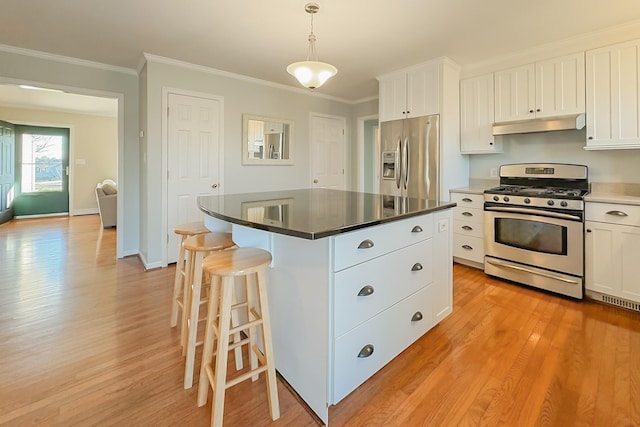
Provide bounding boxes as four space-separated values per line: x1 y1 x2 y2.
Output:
286 2 337 90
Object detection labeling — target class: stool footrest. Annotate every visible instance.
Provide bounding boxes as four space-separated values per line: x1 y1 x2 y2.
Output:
226 365 268 389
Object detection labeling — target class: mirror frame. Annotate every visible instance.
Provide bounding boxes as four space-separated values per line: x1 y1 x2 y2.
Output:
242 114 295 165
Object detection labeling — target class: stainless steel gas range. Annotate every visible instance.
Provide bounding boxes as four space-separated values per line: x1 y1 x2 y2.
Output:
483 163 589 299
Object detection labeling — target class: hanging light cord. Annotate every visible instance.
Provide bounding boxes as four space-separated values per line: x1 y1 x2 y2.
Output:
307 12 317 61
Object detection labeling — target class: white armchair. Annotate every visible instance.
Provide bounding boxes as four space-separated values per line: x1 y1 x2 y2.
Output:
96 179 117 228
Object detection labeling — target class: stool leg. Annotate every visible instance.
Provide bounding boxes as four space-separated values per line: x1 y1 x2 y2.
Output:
246 273 259 381
184 250 205 389
198 274 221 407
231 278 243 371
181 248 194 353
211 277 234 427
256 269 280 420
171 235 186 327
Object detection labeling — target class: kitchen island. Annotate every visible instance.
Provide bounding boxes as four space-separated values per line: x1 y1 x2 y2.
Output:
198 188 455 425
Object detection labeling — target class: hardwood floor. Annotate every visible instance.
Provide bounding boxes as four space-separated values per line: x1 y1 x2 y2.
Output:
1 215 638 426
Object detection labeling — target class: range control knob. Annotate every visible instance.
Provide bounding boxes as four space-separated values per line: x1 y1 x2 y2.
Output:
560 201 568 207
547 200 555 206
493 195 499 202
524 198 531 204
503 196 510 202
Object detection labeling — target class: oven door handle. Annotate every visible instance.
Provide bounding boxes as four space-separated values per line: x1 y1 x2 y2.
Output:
486 258 581 285
484 206 582 221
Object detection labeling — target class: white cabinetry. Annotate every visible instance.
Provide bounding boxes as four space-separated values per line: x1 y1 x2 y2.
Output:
585 202 640 303
450 191 485 268
494 53 585 122
460 74 501 154
378 62 439 122
585 39 640 150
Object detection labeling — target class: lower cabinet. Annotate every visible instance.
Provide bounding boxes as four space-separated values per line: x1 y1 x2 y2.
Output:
450 190 485 268
585 202 640 303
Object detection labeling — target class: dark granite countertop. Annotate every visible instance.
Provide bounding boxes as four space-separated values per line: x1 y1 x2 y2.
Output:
198 188 456 240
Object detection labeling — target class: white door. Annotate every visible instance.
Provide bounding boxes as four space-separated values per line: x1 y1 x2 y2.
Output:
310 114 346 189
167 92 222 263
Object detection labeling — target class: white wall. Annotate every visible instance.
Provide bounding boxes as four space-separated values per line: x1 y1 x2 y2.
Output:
0 48 140 258
0 106 117 213
469 130 640 184
141 57 363 267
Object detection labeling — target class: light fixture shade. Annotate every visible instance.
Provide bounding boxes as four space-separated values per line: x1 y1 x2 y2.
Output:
286 60 338 90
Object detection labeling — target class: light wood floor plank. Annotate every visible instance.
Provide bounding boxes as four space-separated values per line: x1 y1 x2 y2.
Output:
1 215 639 426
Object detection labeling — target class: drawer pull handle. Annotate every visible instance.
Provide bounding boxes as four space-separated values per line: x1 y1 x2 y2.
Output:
357 285 375 297
462 245 473 250
411 263 423 271
357 344 374 358
462 197 473 202
411 311 423 322
462 211 473 217
358 239 374 249
411 225 423 233
606 210 628 217
461 225 473 231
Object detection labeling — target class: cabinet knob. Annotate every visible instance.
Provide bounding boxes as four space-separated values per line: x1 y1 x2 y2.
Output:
489 142 493 145
357 285 375 297
411 225 423 233
536 108 541 112
462 244 473 250
588 136 594 140
357 344 374 358
411 311 423 322
211 183 218 189
411 263 423 271
529 110 534 113
358 239 375 249
586 229 592 233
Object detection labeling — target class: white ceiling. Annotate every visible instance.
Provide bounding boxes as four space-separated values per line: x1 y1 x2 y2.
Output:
1 0 640 103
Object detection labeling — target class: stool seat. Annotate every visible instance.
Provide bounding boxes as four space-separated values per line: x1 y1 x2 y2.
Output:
201 247 271 277
174 221 210 236
183 232 235 253
198 246 280 427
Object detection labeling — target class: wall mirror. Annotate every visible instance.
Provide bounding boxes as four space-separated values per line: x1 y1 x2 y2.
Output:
242 114 294 165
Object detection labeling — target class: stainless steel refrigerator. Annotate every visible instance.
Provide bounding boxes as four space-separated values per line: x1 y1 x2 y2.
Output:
379 114 439 200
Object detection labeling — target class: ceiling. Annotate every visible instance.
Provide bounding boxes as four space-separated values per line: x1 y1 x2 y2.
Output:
1 0 640 103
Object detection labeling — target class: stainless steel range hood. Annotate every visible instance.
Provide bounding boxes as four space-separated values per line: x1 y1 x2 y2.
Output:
492 113 586 136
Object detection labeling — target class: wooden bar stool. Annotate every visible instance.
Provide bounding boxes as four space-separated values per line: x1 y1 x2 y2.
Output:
182 232 235 389
170 222 210 332
197 247 280 427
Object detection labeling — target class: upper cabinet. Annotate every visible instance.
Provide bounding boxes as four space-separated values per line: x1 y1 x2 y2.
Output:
460 73 501 154
585 39 640 150
494 53 585 123
378 62 439 122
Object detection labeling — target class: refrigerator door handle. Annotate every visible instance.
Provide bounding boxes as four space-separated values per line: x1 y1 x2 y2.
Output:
396 137 402 189
403 136 409 190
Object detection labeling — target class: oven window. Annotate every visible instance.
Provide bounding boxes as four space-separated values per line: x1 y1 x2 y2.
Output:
495 218 567 255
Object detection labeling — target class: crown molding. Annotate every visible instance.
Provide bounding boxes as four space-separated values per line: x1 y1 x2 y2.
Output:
142 53 373 105
0 43 137 76
461 19 640 78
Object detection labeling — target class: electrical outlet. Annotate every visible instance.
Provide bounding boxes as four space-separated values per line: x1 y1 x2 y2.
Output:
438 219 448 232
490 168 498 178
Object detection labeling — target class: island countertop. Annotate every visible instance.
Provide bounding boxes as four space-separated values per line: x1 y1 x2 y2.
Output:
198 188 456 240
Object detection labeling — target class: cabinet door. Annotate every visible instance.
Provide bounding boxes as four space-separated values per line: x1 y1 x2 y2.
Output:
586 221 640 303
379 72 408 122
407 63 439 117
586 40 640 149
536 53 585 118
494 64 535 122
460 74 499 153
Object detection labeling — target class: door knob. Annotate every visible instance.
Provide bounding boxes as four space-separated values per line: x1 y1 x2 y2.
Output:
313 179 318 184
211 183 218 189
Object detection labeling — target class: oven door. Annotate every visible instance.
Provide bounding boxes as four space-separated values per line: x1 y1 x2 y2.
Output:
484 206 584 277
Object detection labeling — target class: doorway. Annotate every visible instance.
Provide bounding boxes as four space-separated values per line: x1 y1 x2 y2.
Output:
14 125 69 216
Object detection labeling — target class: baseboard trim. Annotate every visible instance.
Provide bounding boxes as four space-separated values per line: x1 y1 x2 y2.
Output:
14 212 69 219
71 208 99 216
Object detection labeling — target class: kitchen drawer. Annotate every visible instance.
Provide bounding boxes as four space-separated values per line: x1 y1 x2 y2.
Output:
453 234 485 264
333 214 433 271
333 285 433 403
453 219 484 238
450 192 484 209
334 239 433 337
586 202 640 227
453 206 483 225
